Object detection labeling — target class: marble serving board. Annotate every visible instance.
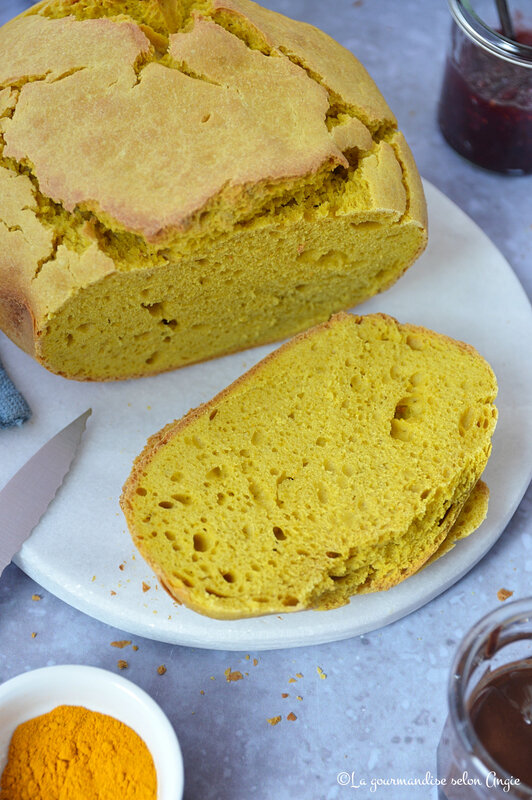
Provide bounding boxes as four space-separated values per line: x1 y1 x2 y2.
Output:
1 180 531 650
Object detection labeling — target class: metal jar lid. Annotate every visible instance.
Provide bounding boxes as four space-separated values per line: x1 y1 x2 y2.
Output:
449 0 532 67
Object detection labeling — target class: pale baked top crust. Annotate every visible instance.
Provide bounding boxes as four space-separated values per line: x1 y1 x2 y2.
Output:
0 0 427 351
2 13 345 239
0 0 403 242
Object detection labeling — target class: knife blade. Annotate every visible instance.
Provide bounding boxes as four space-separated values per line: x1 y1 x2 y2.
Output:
0 408 92 577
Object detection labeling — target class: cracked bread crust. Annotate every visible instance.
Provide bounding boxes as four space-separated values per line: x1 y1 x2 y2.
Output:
0 0 427 379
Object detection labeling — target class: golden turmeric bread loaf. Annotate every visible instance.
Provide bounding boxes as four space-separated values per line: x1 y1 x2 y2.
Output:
0 0 426 380
120 312 498 619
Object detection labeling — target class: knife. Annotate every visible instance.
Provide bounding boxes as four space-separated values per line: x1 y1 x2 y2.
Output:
0 408 92 577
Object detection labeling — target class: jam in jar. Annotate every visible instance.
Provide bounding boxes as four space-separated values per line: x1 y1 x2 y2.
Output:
438 1 532 174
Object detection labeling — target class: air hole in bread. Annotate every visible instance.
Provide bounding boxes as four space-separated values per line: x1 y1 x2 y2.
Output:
438 504 455 527
273 526 286 541
221 571 235 583
209 409 218 421
136 487 147 496
318 486 328 505
282 596 299 607
326 551 341 558
206 588 227 598
409 371 425 387
390 365 402 380
141 301 164 317
173 573 193 588
160 318 178 330
172 493 192 505
251 430 264 446
390 418 412 442
394 398 413 420
193 533 209 552
406 334 424 351
206 466 222 480
158 500 174 509
459 407 475 435
350 220 381 231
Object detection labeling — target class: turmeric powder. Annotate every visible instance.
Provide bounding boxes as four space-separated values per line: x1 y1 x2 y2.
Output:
0 705 157 800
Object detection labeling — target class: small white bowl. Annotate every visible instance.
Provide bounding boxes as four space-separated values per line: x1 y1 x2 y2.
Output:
0 664 184 799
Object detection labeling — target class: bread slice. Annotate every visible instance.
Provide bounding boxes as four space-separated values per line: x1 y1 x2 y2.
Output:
0 0 426 380
120 312 497 619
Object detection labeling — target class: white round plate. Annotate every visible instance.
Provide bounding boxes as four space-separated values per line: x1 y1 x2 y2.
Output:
1 180 531 650
0 665 184 799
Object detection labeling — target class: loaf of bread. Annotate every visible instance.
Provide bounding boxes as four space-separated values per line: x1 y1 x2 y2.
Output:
120 312 498 619
0 0 427 380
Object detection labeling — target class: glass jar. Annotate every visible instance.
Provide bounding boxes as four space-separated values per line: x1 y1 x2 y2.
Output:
438 0 532 174
437 598 532 799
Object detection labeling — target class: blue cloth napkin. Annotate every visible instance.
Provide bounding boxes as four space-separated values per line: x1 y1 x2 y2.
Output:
0 358 31 429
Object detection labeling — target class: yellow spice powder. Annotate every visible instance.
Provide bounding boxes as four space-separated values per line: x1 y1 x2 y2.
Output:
0 705 157 800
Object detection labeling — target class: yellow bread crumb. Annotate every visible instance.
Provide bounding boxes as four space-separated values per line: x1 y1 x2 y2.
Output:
121 313 497 620
224 668 243 682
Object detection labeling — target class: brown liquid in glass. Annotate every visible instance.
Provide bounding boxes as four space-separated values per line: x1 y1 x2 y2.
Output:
468 661 532 788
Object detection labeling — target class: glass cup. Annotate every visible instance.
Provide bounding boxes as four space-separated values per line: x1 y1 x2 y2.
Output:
438 0 532 174
437 598 532 799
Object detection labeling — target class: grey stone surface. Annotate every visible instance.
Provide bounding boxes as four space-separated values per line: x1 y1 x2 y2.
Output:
0 2 530 799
